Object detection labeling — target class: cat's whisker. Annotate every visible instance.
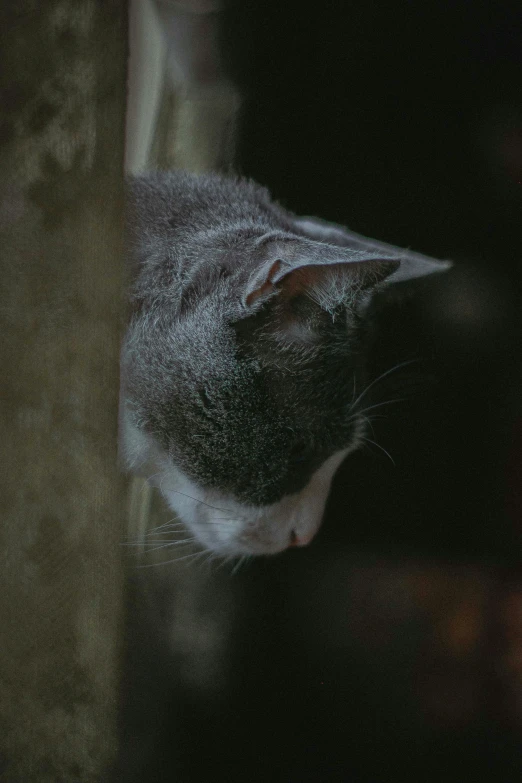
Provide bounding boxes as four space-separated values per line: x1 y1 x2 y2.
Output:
149 517 241 533
121 533 181 547
143 523 186 537
353 398 406 418
141 530 187 542
215 553 236 572
145 521 185 532
145 470 163 486
157 473 167 495
207 517 244 524
183 549 213 566
123 539 181 547
200 550 220 571
144 515 186 534
142 538 197 554
360 436 396 466
360 397 407 412
231 554 249 575
124 536 196 550
123 517 241 549
198 552 220 573
350 358 419 412
136 548 206 568
124 528 186 545
158 487 236 516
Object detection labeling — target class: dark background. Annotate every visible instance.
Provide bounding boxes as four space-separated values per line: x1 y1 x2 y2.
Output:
223 0 522 563
118 2 522 781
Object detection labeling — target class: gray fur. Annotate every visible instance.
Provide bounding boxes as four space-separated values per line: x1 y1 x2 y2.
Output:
120 170 450 554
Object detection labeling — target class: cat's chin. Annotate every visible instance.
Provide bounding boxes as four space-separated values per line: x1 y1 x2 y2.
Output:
160 448 351 557
191 534 300 558
178 519 293 557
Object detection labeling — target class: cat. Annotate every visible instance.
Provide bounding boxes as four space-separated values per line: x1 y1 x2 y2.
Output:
120 169 451 557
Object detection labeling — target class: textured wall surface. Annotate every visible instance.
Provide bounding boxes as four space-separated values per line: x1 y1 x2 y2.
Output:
0 2 128 780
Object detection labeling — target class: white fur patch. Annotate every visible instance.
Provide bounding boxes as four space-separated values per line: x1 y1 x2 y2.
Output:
121 398 365 556
159 448 351 556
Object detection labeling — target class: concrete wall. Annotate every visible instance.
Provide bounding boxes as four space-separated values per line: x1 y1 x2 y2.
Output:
0 3 128 780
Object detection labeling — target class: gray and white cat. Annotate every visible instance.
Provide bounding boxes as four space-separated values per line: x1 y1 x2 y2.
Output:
120 170 451 557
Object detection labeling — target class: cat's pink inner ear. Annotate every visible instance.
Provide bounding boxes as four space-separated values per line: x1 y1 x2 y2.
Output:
248 258 343 305
280 265 334 297
245 260 283 306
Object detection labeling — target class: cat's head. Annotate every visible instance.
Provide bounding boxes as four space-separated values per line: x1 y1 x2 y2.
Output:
121 179 450 556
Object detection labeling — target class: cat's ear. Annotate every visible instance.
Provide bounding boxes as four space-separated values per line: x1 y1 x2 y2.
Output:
242 232 401 313
292 217 452 285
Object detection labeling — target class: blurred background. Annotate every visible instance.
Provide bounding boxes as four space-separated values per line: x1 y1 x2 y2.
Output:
118 2 522 781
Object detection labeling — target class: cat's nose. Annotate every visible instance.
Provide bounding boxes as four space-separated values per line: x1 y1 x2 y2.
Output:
288 530 314 548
